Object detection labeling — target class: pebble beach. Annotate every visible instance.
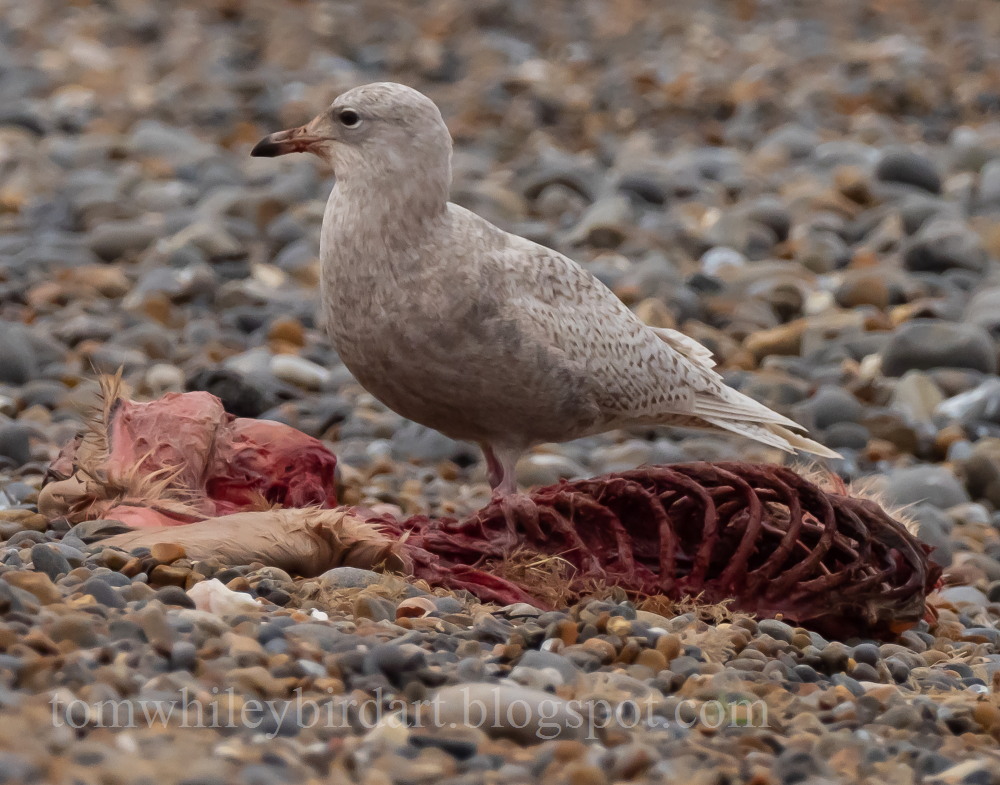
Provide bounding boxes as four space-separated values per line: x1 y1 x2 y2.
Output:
2 0 1000 782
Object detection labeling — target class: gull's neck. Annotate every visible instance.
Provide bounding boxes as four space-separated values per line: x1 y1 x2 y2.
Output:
320 164 450 270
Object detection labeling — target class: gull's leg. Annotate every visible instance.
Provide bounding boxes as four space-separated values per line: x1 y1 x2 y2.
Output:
481 443 504 489
494 446 521 496
481 444 521 496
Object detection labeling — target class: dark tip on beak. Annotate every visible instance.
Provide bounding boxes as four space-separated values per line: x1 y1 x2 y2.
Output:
249 126 323 158
250 138 283 158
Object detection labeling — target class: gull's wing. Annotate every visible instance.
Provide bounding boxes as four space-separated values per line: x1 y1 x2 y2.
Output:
470 222 837 457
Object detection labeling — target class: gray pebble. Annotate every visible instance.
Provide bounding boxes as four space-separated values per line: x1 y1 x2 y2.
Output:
30 544 71 581
0 424 32 466
902 219 987 274
317 566 383 590
884 466 970 510
851 642 881 666
757 618 795 643
518 649 582 685
80 578 126 609
0 323 38 385
424 683 587 743
87 221 157 262
875 148 942 193
882 320 997 377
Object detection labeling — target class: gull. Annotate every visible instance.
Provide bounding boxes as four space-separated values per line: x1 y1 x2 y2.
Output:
251 82 838 494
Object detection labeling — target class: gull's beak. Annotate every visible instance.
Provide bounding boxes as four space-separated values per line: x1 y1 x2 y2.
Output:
250 124 325 157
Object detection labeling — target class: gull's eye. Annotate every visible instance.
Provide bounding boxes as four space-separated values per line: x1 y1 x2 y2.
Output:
338 109 362 128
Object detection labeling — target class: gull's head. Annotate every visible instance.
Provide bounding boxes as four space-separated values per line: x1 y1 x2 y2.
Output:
250 82 452 183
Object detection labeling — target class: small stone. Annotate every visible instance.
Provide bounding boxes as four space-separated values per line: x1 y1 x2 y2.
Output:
225 666 291 698
0 424 32 466
757 618 795 643
88 221 157 262
318 566 384 590
170 640 198 671
270 354 330 390
938 586 989 606
902 219 987 274
744 322 804 362
155 585 195 608
145 364 185 395
3 571 61 604
267 317 306 347
882 320 996 377
518 650 581 684
149 543 187 564
566 195 632 248
699 247 746 277
891 371 944 422
906 504 955 567
0 323 39 385
852 642 881 666
424 683 587 743
962 440 1000 508
875 148 942 193
655 634 682 661
798 386 863 430
186 368 275 418
49 614 100 647
149 564 190 587
634 649 667 671
883 465 970 509
963 287 1000 335
835 272 890 310
354 595 396 622
79 577 126 609
516 453 587 486
30 544 71 581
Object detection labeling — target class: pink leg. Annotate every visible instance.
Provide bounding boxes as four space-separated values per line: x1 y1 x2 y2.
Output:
481 444 521 496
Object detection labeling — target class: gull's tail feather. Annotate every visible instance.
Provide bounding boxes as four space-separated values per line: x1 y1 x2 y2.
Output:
685 383 841 459
701 416 842 459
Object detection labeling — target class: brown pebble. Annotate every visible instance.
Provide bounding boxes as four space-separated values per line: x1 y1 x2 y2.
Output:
268 317 305 347
99 548 130 571
656 633 682 660
225 665 295 697
121 557 145 578
226 576 252 593
581 638 616 663
150 564 190 587
500 643 523 660
3 571 61 604
314 677 343 693
617 639 642 664
150 542 186 564
563 764 608 785
606 616 632 637
0 510 48 532
743 321 804 362
836 273 889 309
835 165 874 204
934 424 966 456
552 739 588 762
635 648 667 671
555 619 578 646
125 582 157 602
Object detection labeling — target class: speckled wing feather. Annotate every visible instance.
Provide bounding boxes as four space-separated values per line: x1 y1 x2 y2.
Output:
463 209 838 457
